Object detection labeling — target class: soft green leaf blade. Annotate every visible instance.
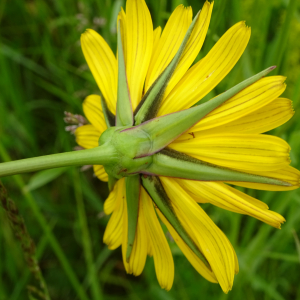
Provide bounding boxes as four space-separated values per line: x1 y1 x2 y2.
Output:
134 10 201 125
142 175 210 268
125 175 140 262
23 167 69 192
116 20 133 127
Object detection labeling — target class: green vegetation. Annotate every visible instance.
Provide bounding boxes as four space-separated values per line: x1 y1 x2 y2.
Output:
0 0 300 299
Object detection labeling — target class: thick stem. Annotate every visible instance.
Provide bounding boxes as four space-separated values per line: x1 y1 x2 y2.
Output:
0 143 116 177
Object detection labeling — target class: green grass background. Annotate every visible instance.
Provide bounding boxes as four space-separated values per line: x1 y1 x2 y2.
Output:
1 0 300 299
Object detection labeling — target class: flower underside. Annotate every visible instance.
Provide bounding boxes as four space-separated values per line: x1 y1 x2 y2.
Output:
73 0 299 293
0 0 298 294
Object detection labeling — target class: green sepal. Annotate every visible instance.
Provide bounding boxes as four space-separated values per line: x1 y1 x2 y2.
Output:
145 148 291 187
108 175 118 192
125 175 141 262
192 65 276 106
101 97 115 128
124 66 277 157
134 11 201 125
116 20 133 127
142 175 211 268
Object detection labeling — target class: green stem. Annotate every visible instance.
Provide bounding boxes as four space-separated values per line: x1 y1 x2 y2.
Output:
0 144 115 178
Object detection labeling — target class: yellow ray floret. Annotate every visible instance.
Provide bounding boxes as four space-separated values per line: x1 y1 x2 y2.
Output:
141 188 174 290
81 30 117 114
191 76 286 132
93 165 108 182
170 133 291 172
122 187 148 276
75 124 100 149
176 179 285 228
103 179 125 250
178 98 294 139
124 0 153 110
226 166 300 191
158 21 251 115
161 177 238 293
83 95 107 133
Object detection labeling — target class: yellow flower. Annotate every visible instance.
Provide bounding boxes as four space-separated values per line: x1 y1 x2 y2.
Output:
75 0 299 293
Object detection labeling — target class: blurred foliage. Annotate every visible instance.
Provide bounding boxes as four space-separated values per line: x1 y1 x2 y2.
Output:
0 0 300 299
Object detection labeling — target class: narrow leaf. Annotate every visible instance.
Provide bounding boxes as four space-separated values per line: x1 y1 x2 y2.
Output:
125 175 141 262
134 11 201 125
142 175 211 268
23 167 69 192
124 66 277 157
145 148 292 187
116 20 133 127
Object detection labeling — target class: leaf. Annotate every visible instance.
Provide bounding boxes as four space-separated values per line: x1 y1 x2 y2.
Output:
23 167 69 192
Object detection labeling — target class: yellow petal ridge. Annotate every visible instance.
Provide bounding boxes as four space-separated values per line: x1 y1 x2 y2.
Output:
103 182 118 215
191 76 287 132
176 179 285 228
141 187 174 290
158 21 251 115
122 185 148 276
160 177 238 293
81 29 117 113
170 133 291 172
74 124 100 149
93 165 108 182
103 179 125 250
145 5 191 92
83 95 107 133
226 166 300 191
125 0 153 110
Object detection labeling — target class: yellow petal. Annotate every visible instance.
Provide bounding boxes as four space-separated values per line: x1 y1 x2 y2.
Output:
122 185 148 276
117 8 127 62
158 21 250 115
103 179 125 250
170 133 290 172
178 98 294 141
125 0 153 110
176 179 285 228
141 187 174 290
160 177 238 293
153 26 161 50
103 183 118 215
226 166 300 191
165 1 213 97
156 209 218 284
81 29 117 113
145 5 191 92
146 2 213 97
191 76 287 132
75 124 100 149
93 165 108 182
83 95 108 133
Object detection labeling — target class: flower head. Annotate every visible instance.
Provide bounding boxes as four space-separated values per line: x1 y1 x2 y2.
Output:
75 0 299 293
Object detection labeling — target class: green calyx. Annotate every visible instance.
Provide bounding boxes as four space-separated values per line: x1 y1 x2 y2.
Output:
98 126 152 179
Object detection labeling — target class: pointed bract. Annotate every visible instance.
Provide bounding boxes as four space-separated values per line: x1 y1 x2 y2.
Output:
125 175 141 262
116 20 134 127
134 10 201 125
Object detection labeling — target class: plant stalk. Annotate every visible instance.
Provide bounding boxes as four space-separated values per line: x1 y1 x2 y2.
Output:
0 144 115 178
